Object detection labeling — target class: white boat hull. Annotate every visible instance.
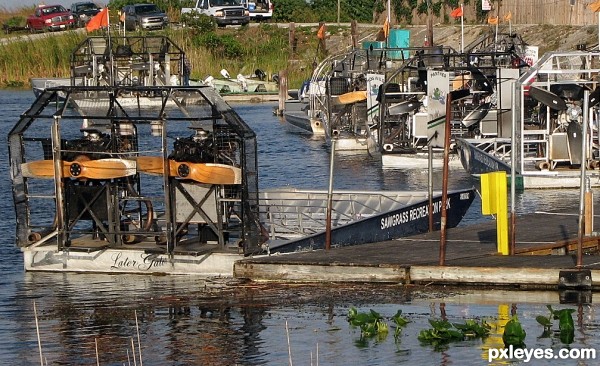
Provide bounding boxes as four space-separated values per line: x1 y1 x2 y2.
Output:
22 246 247 276
381 152 464 169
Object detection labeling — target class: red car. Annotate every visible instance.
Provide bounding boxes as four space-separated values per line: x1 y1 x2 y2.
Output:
26 5 75 32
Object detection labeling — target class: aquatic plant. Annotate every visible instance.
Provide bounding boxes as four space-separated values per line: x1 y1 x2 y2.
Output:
418 318 491 349
536 305 576 344
347 307 410 343
391 309 410 340
347 307 388 338
502 315 526 348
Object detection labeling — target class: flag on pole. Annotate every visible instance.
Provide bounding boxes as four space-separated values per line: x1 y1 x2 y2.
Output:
317 23 325 40
383 17 390 39
504 11 512 21
86 7 109 32
589 0 600 12
487 16 499 25
450 7 463 18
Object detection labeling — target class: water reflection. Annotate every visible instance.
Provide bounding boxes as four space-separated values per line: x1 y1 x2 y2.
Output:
4 267 600 365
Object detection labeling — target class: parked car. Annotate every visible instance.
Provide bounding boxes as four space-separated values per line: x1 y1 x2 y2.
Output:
70 1 101 28
181 0 249 27
122 4 168 31
26 5 75 32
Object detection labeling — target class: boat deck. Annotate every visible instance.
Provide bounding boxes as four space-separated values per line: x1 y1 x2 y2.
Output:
235 205 600 289
31 235 242 256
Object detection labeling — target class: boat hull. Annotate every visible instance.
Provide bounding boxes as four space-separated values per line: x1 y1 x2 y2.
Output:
381 151 463 169
283 111 325 135
455 138 600 189
267 188 475 253
456 138 511 176
22 246 244 276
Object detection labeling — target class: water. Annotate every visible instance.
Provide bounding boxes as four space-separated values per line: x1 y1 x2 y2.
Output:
0 89 598 365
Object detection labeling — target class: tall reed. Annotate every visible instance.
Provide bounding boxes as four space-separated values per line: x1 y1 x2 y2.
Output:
0 31 85 87
0 24 319 88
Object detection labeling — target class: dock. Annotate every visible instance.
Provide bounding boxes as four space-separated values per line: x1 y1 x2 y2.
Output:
235 207 600 289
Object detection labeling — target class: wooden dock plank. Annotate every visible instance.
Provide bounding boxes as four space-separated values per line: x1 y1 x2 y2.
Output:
236 208 600 287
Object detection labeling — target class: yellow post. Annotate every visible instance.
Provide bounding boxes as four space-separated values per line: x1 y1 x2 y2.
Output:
481 171 509 255
481 304 511 361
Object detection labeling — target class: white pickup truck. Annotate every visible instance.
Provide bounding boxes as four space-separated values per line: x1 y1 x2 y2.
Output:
181 0 249 27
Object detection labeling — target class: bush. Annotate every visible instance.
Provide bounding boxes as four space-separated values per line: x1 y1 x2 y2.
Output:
193 32 245 59
180 11 216 33
5 16 25 28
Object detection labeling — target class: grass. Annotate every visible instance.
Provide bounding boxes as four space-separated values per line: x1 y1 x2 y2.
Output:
0 6 35 28
0 7 321 89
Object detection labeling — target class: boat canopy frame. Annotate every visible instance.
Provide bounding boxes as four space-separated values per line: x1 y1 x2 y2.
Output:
8 85 262 255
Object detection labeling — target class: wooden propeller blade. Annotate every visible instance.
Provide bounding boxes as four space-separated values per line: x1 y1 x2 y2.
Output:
136 156 241 185
332 90 368 105
135 156 166 175
21 159 136 179
452 73 472 90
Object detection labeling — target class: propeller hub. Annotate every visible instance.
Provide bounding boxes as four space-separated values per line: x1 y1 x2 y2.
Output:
567 105 582 121
69 163 82 177
177 164 190 178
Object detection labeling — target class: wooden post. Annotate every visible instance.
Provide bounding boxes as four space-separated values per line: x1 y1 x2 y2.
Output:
325 139 336 250
577 90 590 268
439 92 452 265
289 22 296 59
277 69 288 116
585 187 593 235
427 0 434 46
351 20 358 49
440 89 469 265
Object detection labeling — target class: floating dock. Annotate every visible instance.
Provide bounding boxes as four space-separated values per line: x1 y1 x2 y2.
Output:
235 205 600 290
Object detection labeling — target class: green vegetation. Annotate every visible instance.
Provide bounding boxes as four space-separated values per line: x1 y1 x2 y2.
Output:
536 305 576 344
0 31 83 88
418 318 491 349
0 23 322 88
347 307 410 343
343 304 581 355
502 315 526 348
4 16 25 28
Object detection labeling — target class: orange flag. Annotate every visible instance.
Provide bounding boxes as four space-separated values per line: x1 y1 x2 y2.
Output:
487 16 499 25
450 7 463 18
86 7 109 32
589 0 600 12
317 23 325 40
504 11 512 22
383 17 390 39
